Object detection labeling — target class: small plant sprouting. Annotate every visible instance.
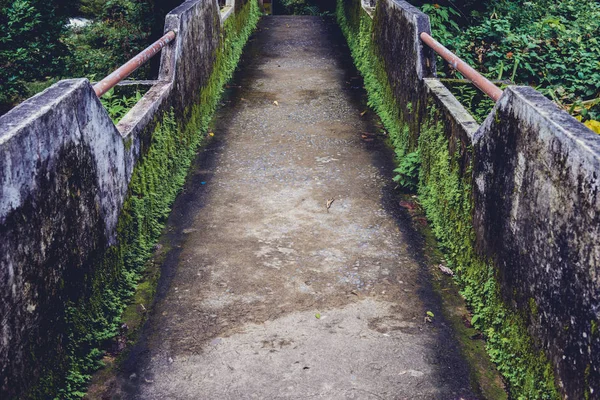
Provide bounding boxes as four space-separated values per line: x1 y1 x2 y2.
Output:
393 150 421 192
100 88 142 124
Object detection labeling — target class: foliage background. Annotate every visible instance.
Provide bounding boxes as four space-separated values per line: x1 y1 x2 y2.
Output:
0 0 182 114
412 0 600 127
273 0 336 15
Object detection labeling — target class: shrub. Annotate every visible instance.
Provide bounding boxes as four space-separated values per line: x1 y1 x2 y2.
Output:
63 0 153 79
0 0 67 112
275 0 336 15
393 150 421 192
420 0 600 121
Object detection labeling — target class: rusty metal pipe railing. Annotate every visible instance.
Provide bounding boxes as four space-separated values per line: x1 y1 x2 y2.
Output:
420 32 503 102
93 30 177 98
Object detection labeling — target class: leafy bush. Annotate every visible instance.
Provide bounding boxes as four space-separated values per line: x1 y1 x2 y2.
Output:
0 0 67 112
1 0 181 114
393 150 421 192
421 3 460 44
99 88 142 123
420 0 600 122
64 0 153 79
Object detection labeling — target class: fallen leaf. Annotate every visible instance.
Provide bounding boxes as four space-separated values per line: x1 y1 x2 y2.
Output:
399 201 417 211
585 119 600 134
273 100 279 107
415 217 428 226
208 132 215 137
315 313 321 319
438 264 454 276
426 311 435 318
360 110 367 117
326 198 335 212
462 314 472 328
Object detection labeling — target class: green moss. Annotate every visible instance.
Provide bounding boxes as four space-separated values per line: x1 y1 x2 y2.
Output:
336 0 559 398
418 102 559 399
585 363 592 400
31 2 261 399
417 213 506 399
336 0 411 159
529 298 539 318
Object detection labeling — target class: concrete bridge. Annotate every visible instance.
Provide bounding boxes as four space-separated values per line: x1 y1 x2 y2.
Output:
1 1 599 399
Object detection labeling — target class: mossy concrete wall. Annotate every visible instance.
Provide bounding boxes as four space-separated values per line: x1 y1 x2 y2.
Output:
0 1 260 398
474 87 600 398
338 0 599 398
337 0 435 157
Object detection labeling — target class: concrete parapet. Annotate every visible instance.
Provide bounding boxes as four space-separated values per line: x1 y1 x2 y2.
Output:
0 1 259 397
474 86 600 397
0 79 127 397
340 0 600 397
373 0 435 148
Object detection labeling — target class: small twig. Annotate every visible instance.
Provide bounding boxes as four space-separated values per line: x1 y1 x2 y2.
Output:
326 198 335 213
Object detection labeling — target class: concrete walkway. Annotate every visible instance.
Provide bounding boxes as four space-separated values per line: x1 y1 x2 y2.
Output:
120 16 476 399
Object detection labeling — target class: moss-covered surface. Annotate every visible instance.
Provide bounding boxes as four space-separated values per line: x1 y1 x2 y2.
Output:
336 0 411 160
336 0 559 398
27 2 261 399
418 104 559 399
399 191 507 399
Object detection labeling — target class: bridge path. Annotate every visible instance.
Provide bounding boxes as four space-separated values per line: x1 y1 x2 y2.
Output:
120 16 476 399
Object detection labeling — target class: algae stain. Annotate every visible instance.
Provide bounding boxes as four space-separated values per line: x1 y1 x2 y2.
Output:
529 297 539 318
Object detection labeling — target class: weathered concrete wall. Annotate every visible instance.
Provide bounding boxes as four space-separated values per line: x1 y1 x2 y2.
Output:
0 1 259 398
474 86 600 398
336 0 435 157
339 0 600 397
373 0 435 148
0 78 127 399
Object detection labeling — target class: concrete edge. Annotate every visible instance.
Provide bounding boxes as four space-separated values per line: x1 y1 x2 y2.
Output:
221 5 235 24
387 0 435 79
475 86 600 161
117 81 172 138
424 78 479 140
361 0 375 18
0 79 90 144
0 79 127 231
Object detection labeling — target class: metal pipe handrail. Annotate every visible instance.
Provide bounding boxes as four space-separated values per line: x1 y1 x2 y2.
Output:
420 32 503 102
93 30 177 97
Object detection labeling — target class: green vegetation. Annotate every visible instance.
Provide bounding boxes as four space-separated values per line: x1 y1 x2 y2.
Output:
393 150 420 192
0 0 68 113
336 0 409 158
63 0 154 80
417 0 600 128
0 0 181 114
99 88 143 123
26 1 261 398
336 0 560 397
274 0 335 15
